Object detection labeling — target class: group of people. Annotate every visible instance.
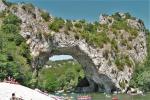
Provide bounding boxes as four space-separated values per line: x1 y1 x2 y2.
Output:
3 76 19 84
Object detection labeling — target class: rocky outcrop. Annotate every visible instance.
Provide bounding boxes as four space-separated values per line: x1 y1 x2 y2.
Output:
0 1 147 93
0 0 7 11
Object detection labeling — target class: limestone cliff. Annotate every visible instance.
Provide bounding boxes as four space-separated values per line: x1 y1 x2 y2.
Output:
0 1 147 93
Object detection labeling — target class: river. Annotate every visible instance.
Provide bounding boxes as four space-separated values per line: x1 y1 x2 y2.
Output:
54 92 150 100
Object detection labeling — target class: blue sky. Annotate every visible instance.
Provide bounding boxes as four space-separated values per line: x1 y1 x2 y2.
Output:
9 0 150 29
49 55 73 61
9 0 150 60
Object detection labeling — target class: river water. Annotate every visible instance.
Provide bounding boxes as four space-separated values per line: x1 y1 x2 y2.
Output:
55 92 150 100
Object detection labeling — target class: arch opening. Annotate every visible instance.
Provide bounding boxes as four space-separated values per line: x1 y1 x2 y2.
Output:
39 54 102 93
33 46 116 93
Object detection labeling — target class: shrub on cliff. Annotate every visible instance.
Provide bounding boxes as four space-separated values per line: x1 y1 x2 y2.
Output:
41 11 50 21
49 17 65 32
1 13 21 34
3 13 21 26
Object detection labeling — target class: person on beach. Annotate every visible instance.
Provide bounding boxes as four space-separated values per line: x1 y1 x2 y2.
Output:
10 93 18 100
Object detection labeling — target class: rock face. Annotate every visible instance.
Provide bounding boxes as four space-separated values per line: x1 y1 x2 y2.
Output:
0 1 147 93
0 0 7 11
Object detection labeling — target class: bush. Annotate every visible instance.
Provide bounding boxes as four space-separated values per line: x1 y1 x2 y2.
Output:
80 31 109 47
1 13 21 34
115 56 124 71
124 55 133 67
1 24 20 34
130 68 150 91
124 12 132 19
111 18 139 38
112 12 122 21
84 23 97 33
111 39 118 52
22 3 35 14
119 80 126 89
3 13 21 26
112 20 128 31
74 22 82 28
14 34 24 46
49 17 65 32
79 19 86 24
129 29 138 37
41 11 50 21
115 55 132 71
65 20 73 31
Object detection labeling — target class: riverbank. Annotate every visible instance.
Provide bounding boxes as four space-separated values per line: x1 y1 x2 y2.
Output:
0 82 63 100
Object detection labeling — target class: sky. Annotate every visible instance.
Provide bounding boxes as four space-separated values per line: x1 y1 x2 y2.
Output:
9 0 150 29
49 55 73 61
8 0 150 60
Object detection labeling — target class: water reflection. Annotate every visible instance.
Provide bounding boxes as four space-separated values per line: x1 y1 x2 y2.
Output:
54 92 150 100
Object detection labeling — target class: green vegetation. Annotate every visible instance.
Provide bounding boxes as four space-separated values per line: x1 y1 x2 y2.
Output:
112 12 122 21
65 20 73 31
115 56 124 71
1 13 21 34
119 80 126 89
1 8 149 93
3 13 21 25
81 31 109 47
111 39 119 53
22 3 35 15
74 22 82 28
115 55 133 71
38 60 84 92
130 30 150 92
112 12 136 21
0 12 32 86
48 17 111 47
49 17 65 32
111 13 139 38
0 11 6 18
48 13 140 49
41 11 50 21
0 11 84 92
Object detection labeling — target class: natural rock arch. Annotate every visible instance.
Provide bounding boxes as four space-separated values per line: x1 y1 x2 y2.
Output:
1 1 147 93
30 32 116 93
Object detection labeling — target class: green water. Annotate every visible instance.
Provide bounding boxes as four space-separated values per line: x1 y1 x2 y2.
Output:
55 92 150 100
